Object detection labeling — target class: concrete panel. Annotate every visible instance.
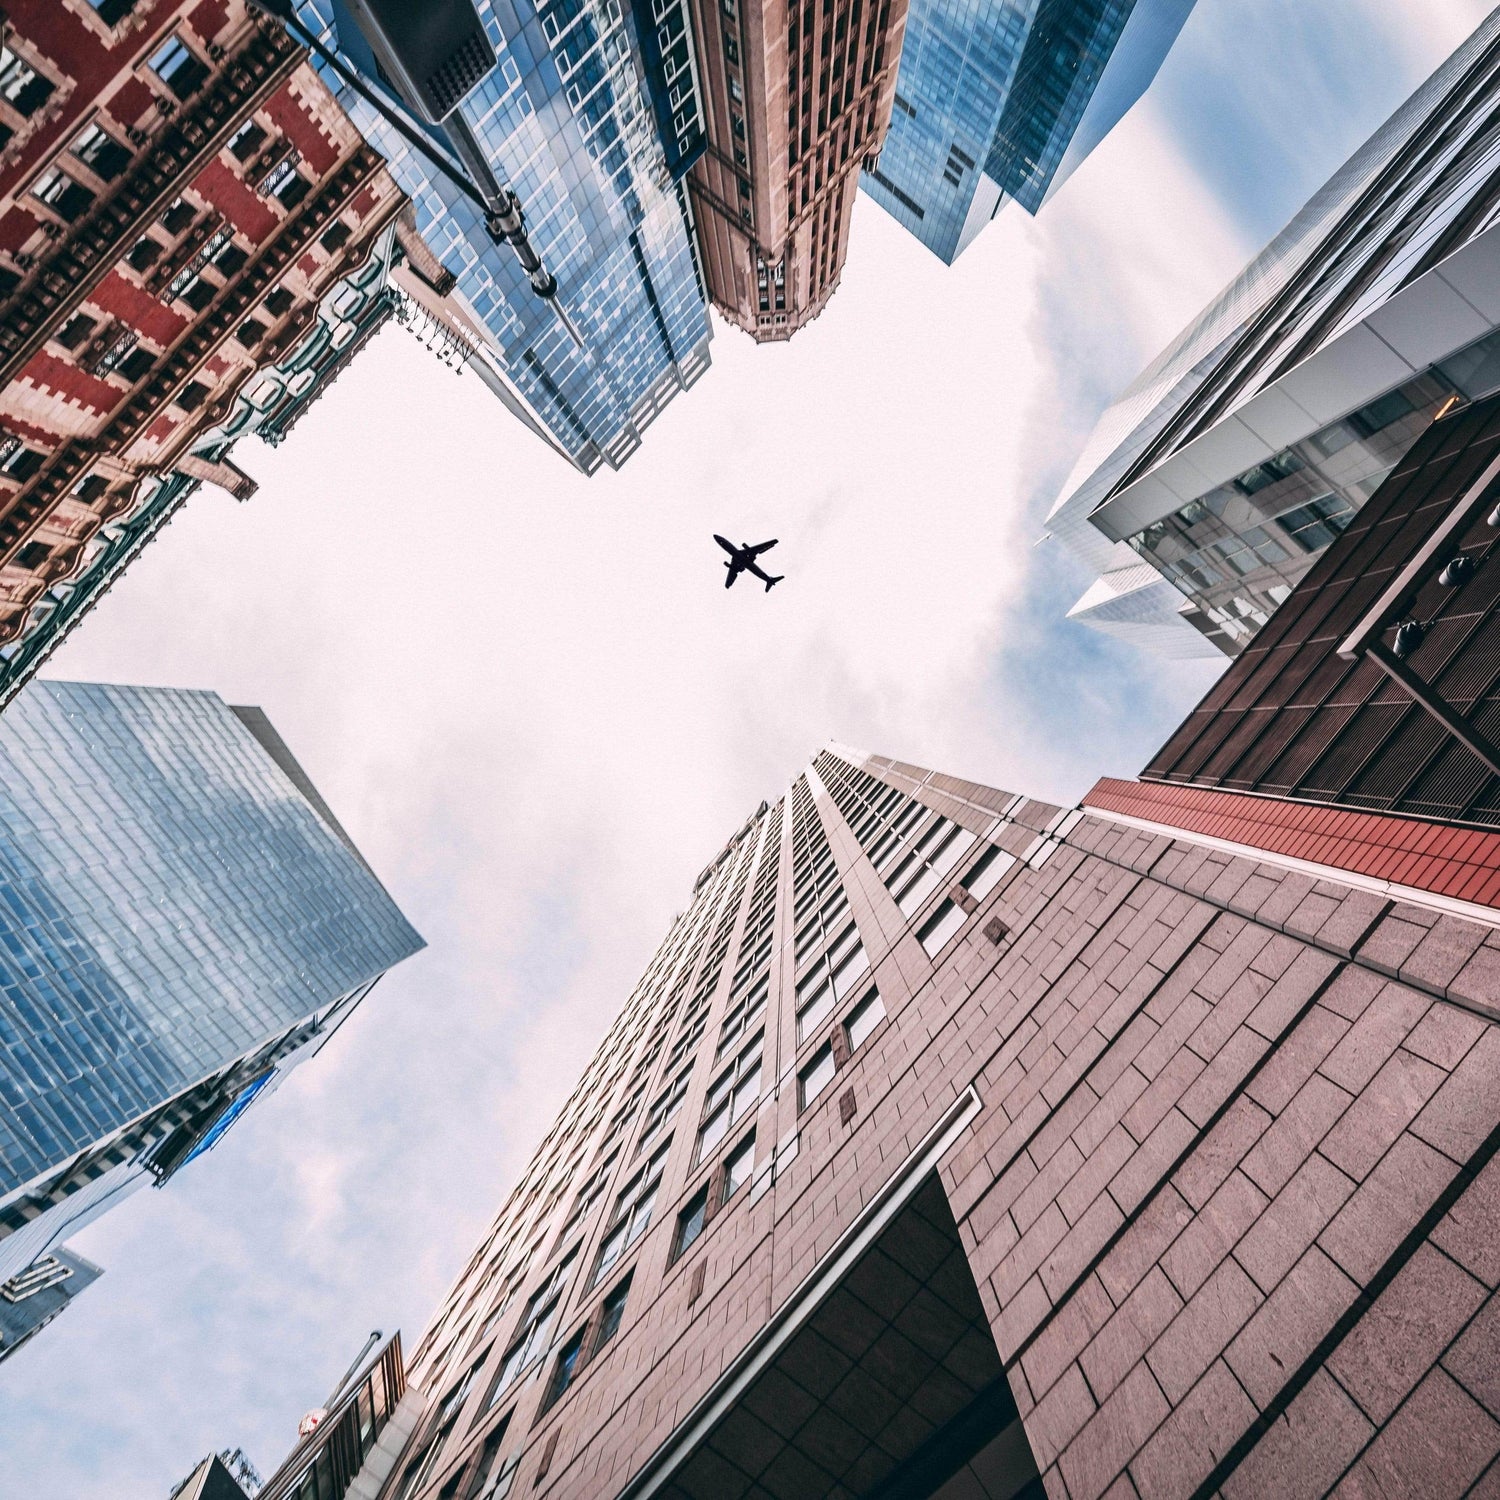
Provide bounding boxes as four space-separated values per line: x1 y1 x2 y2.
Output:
1235 385 1323 451
1276 324 1417 425
1366 271 1494 370
1435 226 1500 323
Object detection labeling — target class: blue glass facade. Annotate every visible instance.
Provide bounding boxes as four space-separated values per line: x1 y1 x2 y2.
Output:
296 0 713 473
863 0 1195 263
0 682 422 1285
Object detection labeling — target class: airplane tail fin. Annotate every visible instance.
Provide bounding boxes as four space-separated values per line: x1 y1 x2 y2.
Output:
765 575 783 592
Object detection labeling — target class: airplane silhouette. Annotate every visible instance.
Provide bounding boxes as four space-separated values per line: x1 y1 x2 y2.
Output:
714 534 783 591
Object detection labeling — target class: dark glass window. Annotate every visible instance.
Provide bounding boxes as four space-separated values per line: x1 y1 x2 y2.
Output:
127 236 163 272
264 287 294 317
593 1275 630 1352
228 120 267 162
71 123 131 182
0 46 55 118
673 1184 709 1260
33 168 95 223
180 276 216 312
159 198 195 235
543 1327 586 1409
1 445 44 481
175 379 210 411
149 36 209 100
276 172 311 209
214 243 248 278
321 221 352 253
237 318 267 348
56 314 98 351
722 1132 754 1202
118 347 155 382
15 541 50 569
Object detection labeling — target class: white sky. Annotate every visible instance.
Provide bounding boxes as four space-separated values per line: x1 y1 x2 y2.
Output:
0 3 1490 1494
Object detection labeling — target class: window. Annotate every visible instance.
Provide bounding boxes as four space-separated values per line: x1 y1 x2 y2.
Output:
264 287 294 317
236 317 267 348
639 1066 691 1152
118 346 155 382
722 1132 754 1201
800 1044 835 1110
462 1420 513 1500
698 1035 761 1160
72 474 108 503
72 123 131 182
175 380 210 412
0 444 44 481
723 31 740 61
275 170 311 209
160 197 196 236
321 221 352 253
227 119 267 162
149 36 209 99
214 242 248 278
593 1274 630 1352
543 1326 586 1409
56 314 97 351
0 46 55 118
179 277 216 313
729 76 743 102
918 900 966 958
488 1248 578 1404
716 975 766 1060
127 235 163 272
32 168 95 223
673 1184 709 1260
844 990 885 1053
15 541 50 570
960 844 1011 902
591 1141 669 1287
88 0 141 23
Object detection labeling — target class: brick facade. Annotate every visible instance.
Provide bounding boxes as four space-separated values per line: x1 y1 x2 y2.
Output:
685 0 906 340
389 747 1500 1500
0 0 404 651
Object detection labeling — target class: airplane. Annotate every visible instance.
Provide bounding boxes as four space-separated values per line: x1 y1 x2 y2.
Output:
714 534 783 591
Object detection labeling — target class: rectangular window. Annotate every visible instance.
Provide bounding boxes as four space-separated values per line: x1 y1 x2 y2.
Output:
149 36 209 99
962 845 1013 902
918 900 965 958
592 1141 669 1287
55 313 97 351
71 123 131 182
228 119 267 162
593 1274 630 1352
159 197 195 235
800 1044 835 1110
673 1184 709 1260
32 167 95 223
722 1132 754 1201
543 1326 585 1409
0 46 55 117
844 989 885 1053
264 287 294 317
698 1035 761 1160
795 978 832 1043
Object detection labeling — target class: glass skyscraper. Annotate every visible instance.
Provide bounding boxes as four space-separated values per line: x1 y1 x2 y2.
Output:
1049 12 1500 656
295 0 713 474
863 0 1196 263
0 682 423 1354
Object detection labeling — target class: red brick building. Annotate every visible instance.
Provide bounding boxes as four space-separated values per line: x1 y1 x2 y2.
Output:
685 0 907 340
369 708 1499 1500
0 0 407 652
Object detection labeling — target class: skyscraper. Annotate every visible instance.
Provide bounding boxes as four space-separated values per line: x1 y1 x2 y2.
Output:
377 735 1498 1499
681 0 910 340
0 682 423 1351
294 0 713 472
1049 12 1500 658
863 0 1197 263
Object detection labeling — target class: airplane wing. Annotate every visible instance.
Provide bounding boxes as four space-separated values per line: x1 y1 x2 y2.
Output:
724 564 739 588
712 534 737 556
748 539 778 555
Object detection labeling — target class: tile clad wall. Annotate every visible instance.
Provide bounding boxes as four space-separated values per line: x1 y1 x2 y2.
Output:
407 752 1500 1500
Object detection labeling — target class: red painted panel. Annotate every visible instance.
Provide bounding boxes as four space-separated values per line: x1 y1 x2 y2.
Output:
14 349 122 425
1083 778 1500 912
262 82 341 177
91 269 189 346
193 157 279 244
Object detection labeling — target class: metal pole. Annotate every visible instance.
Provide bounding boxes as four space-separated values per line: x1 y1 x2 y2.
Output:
1363 640 1500 780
